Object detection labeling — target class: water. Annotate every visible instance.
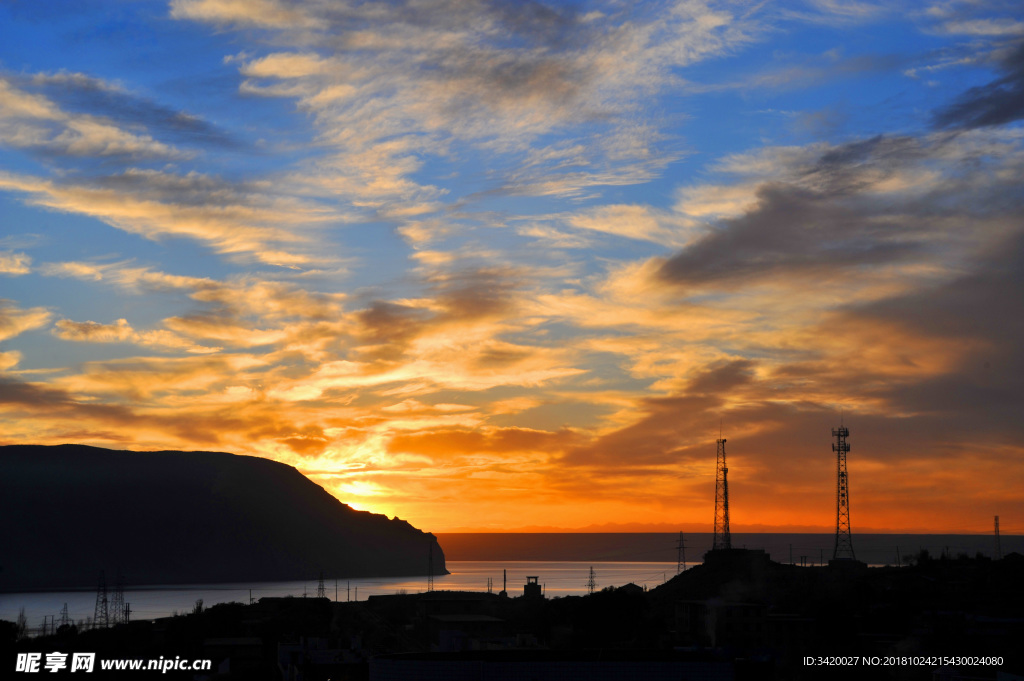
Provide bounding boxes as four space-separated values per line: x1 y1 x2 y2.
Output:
0 561 676 633
4 532 1017 635
438 532 1021 567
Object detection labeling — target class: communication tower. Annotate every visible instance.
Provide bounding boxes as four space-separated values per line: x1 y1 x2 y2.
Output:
317 571 326 599
676 531 687 573
832 425 855 560
713 438 731 551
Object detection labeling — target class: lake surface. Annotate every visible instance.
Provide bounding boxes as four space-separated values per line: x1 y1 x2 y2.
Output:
3 532 1017 636
436 532 1019 566
0 560 676 633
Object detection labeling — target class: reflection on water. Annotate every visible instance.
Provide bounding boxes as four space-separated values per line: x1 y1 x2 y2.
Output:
0 561 678 630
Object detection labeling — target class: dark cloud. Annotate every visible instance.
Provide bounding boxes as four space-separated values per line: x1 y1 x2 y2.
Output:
319 0 585 49
356 301 427 349
566 227 1024 473
658 182 919 288
558 378 1020 476
560 393 723 467
83 168 260 205
933 41 1024 130
685 359 756 395
843 228 1024 425
474 345 533 368
388 426 579 457
431 267 517 320
486 0 578 47
658 132 1023 291
0 376 136 423
353 268 517 360
30 72 240 149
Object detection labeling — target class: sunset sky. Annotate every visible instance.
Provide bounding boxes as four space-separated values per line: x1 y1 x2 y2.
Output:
2 0 1022 534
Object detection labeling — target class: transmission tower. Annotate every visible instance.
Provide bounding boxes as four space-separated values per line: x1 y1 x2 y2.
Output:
94 571 109 629
586 566 597 595
713 438 731 551
832 425 855 560
317 571 326 599
994 515 1002 560
427 541 434 592
59 603 71 630
676 532 687 573
109 573 125 625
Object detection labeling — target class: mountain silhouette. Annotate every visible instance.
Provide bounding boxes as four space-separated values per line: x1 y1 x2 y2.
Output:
0 444 445 590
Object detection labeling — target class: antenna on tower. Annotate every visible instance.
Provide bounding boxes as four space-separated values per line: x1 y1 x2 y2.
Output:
317 571 326 599
676 531 687 573
713 437 731 551
994 515 1002 560
832 424 855 560
94 571 109 629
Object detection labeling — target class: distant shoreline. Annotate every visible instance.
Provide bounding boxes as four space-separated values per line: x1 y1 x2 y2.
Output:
436 532 1020 563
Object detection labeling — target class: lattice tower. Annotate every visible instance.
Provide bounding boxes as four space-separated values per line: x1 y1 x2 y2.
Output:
832 426 856 560
93 571 109 629
713 438 731 551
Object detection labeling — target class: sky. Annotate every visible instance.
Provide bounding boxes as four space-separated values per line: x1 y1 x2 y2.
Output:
1 0 1023 534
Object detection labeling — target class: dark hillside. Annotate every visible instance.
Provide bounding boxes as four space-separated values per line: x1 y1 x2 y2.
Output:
0 444 445 590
